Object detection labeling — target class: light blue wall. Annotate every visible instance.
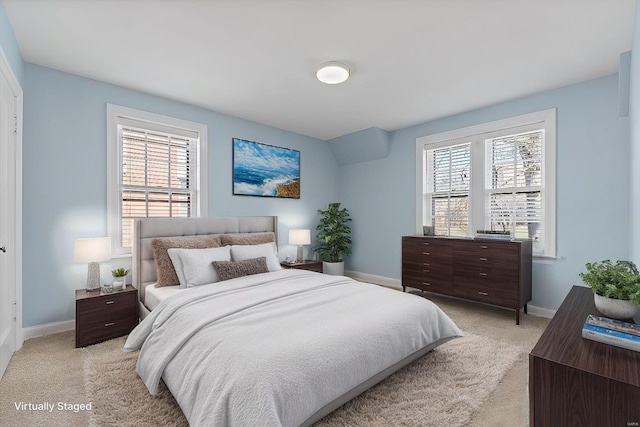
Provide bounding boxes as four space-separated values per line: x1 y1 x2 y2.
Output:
22 64 339 327
0 1 23 86
340 74 630 311
631 0 640 266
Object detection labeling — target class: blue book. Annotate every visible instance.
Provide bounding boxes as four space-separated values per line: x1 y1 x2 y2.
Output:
583 323 640 342
585 314 640 337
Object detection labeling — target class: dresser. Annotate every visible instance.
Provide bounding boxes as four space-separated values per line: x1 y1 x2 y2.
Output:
529 286 640 426
75 285 139 348
401 236 532 324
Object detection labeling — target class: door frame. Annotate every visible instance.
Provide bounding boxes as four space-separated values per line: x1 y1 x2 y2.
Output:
0 46 23 361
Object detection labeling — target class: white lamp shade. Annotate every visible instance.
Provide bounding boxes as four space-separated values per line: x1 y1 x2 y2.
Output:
315 61 350 85
289 229 311 245
74 237 112 263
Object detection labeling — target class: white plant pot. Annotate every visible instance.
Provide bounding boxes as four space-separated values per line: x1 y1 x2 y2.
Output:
594 294 638 320
322 261 344 276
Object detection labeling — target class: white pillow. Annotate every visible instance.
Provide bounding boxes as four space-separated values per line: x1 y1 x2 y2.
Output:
230 242 282 272
168 246 232 288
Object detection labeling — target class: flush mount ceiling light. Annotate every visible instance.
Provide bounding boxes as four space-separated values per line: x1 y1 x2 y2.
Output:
315 61 350 85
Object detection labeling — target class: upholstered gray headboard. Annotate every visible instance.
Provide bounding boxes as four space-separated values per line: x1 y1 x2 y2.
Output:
132 216 278 313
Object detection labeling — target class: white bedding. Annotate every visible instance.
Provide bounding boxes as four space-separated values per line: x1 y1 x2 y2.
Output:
144 283 183 311
125 269 461 426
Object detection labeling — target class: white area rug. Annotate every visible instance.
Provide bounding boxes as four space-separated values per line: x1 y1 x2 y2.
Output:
83 332 523 427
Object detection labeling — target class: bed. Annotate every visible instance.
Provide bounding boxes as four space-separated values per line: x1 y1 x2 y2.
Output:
124 216 462 426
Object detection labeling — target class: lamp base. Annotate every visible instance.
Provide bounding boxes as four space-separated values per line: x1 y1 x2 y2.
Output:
296 246 304 262
86 262 101 291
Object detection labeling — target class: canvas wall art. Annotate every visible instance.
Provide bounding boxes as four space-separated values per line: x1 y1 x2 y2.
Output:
232 138 300 198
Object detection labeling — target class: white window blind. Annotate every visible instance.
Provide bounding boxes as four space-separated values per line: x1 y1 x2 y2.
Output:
426 143 471 237
119 126 196 249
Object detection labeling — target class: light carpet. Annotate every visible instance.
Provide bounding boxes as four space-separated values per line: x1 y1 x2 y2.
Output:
83 331 524 427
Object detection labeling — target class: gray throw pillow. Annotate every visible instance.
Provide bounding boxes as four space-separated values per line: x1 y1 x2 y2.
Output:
212 257 269 281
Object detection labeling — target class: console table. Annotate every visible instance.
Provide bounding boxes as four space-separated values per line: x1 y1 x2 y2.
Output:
529 286 640 426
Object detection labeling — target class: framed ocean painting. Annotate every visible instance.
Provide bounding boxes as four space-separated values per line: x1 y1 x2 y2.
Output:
232 138 300 198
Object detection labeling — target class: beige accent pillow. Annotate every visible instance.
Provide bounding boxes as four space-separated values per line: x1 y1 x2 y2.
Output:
220 232 275 246
151 235 222 287
212 257 269 281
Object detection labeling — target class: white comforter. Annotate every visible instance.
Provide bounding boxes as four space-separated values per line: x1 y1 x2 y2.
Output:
124 269 461 427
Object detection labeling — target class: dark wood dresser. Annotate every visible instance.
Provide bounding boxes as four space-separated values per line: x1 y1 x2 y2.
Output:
529 286 640 426
401 236 532 324
75 285 139 348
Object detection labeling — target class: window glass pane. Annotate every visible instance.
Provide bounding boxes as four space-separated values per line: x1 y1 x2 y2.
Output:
431 195 469 237
489 131 542 190
488 191 542 242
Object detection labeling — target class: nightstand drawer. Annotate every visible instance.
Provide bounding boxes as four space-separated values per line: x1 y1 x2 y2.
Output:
76 315 138 347
77 291 136 316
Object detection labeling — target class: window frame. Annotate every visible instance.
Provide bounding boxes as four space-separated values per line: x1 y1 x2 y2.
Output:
415 109 556 258
107 104 208 256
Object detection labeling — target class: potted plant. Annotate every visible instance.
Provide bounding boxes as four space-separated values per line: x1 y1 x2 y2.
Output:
579 260 640 319
315 202 352 275
111 268 130 292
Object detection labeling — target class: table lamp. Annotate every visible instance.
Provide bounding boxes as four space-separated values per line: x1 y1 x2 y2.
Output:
289 229 310 263
74 237 112 291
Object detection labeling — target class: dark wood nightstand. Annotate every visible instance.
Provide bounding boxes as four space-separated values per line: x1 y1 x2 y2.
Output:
75 285 139 348
281 260 323 273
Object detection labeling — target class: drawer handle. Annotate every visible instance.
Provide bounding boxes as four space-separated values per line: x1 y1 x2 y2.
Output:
105 301 115 305
479 272 488 276
479 257 487 261
422 269 430 273
423 242 430 246
104 322 115 327
478 291 489 296
423 263 430 266
422 252 430 255
480 245 488 249
422 282 431 286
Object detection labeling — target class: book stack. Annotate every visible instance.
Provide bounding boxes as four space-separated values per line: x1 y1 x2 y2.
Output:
474 230 512 240
582 314 640 352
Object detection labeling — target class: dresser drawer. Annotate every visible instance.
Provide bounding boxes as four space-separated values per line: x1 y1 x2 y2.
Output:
402 265 452 294
453 240 520 262
402 237 452 262
452 280 518 307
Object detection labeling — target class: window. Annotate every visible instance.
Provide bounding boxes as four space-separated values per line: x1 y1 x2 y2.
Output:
416 109 556 257
107 105 207 255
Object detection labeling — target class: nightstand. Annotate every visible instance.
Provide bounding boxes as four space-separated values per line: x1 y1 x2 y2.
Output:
281 260 323 273
75 285 139 348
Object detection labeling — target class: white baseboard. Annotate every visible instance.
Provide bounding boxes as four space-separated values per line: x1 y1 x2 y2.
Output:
346 270 556 319
345 270 402 290
526 305 555 319
22 320 74 341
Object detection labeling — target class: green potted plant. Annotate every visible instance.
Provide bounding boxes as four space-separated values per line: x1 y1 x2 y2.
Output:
111 268 130 292
579 260 640 319
315 202 352 275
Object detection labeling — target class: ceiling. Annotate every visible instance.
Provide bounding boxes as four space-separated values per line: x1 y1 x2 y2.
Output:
3 0 636 140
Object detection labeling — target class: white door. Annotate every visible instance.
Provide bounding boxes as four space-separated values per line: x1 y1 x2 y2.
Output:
0 55 18 379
